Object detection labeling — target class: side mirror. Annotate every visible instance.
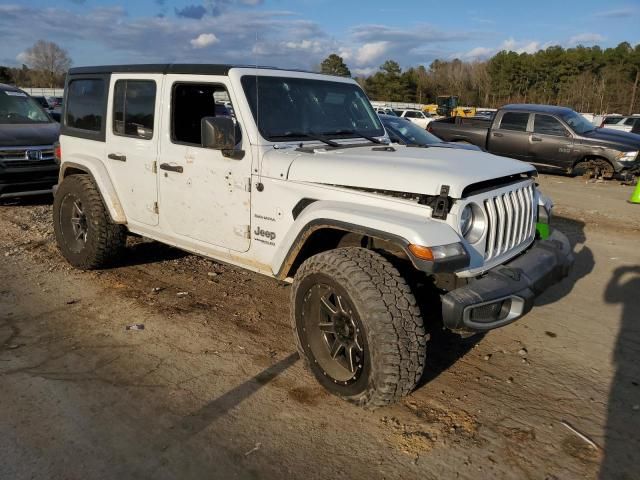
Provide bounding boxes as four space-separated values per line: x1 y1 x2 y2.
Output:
201 116 235 150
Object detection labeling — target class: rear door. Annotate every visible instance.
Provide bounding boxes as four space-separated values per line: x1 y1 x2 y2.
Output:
487 111 531 160
105 74 162 226
529 114 575 170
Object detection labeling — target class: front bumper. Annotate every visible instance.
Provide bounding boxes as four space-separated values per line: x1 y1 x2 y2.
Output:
441 229 574 331
0 164 59 198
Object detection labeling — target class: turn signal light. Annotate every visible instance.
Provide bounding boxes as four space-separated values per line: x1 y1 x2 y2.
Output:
54 142 61 164
408 244 434 261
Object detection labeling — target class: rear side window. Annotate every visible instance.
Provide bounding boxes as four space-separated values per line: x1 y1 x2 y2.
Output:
113 80 156 139
499 112 529 132
66 79 105 132
603 117 622 125
534 115 567 136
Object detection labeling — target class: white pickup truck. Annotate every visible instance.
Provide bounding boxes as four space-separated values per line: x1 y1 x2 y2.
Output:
53 64 573 407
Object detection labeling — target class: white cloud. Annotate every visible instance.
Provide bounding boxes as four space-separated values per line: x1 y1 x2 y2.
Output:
190 33 219 48
355 41 389 66
568 33 605 45
593 8 637 18
459 46 494 60
15 51 29 63
283 39 323 53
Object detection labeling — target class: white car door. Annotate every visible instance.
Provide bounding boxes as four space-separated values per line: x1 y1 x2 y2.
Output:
105 74 163 226
157 75 252 252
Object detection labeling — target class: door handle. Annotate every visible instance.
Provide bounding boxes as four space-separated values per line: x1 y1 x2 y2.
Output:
492 132 503 137
159 163 184 173
108 153 127 162
530 135 542 142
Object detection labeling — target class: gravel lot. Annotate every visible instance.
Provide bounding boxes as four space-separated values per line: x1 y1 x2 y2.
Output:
0 174 638 480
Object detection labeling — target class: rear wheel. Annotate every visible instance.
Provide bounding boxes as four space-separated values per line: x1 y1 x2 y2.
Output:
291 247 427 407
53 175 126 269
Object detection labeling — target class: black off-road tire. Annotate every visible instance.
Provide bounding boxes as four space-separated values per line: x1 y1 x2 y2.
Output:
291 247 427 407
53 174 126 269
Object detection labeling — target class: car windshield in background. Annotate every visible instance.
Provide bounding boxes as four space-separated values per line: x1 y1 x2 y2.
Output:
381 115 443 146
561 110 594 134
241 76 384 142
0 91 51 124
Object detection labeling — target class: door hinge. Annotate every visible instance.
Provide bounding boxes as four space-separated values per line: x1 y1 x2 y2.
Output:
152 161 158 174
234 225 251 239
245 177 251 192
153 201 159 214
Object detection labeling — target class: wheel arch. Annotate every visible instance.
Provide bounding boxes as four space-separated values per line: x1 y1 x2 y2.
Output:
59 161 127 224
272 200 461 279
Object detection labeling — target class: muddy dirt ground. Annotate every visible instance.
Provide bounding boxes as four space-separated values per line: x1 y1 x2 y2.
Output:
1 174 638 480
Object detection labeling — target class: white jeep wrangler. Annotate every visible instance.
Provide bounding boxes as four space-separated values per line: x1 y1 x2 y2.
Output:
54 64 573 407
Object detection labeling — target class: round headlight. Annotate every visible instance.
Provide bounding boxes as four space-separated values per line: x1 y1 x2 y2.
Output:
460 205 473 236
459 203 486 244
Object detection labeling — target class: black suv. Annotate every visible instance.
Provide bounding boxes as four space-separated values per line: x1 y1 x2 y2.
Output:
0 84 60 198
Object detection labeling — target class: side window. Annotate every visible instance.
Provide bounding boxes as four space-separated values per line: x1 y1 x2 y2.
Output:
624 117 636 126
534 115 567 136
112 80 156 139
66 78 105 132
499 112 529 132
405 111 418 118
171 83 239 146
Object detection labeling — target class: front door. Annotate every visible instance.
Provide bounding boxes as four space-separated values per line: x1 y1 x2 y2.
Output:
529 114 574 170
105 74 163 225
157 76 251 252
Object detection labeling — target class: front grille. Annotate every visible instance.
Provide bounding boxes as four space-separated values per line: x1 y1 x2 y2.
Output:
483 182 535 261
0 146 55 168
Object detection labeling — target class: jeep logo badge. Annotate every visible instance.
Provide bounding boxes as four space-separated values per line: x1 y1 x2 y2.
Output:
254 227 276 241
25 150 43 161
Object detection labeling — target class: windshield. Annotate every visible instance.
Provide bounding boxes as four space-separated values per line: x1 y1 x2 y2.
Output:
381 116 443 146
0 90 51 124
560 110 594 134
241 75 384 142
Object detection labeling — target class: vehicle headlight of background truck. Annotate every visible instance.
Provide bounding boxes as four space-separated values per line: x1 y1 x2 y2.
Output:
615 150 639 163
459 203 486 244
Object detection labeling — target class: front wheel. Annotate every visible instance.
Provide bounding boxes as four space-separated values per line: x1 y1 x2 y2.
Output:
53 174 126 269
291 247 427 407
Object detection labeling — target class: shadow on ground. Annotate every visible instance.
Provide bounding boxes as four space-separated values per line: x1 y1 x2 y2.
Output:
600 266 640 479
535 215 595 307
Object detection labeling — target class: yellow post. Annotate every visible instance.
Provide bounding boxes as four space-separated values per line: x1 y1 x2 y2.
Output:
629 179 640 204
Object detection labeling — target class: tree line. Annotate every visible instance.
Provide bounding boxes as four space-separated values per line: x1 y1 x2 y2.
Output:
2 40 639 114
321 42 640 115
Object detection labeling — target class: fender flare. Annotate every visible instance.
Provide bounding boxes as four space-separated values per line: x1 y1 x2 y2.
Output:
272 200 462 278
59 160 127 224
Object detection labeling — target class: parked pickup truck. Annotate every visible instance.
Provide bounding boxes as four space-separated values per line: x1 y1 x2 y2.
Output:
54 65 573 407
428 104 640 179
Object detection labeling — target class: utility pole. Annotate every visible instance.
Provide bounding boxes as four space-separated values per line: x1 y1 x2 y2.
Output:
630 69 639 115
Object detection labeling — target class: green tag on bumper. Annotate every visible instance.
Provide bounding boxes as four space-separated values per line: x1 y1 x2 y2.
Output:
536 222 550 240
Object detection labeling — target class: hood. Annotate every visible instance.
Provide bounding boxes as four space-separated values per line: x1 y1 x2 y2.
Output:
0 122 60 147
581 128 640 150
284 143 534 198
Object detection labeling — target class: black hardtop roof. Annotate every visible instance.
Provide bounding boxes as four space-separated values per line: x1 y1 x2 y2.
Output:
0 83 23 92
67 64 330 76
502 104 576 115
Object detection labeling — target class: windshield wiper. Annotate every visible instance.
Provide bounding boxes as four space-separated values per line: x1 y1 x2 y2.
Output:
268 131 340 147
321 129 385 145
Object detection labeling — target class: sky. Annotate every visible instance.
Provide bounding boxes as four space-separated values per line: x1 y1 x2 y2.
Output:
0 0 639 75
